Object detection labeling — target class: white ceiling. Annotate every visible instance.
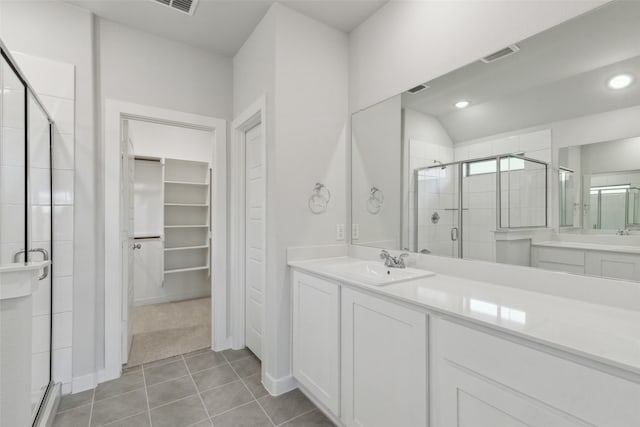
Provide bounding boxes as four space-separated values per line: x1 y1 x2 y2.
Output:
401 1 640 143
68 0 387 56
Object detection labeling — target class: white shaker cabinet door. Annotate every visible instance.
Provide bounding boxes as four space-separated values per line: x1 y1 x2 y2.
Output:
341 288 428 427
431 317 640 427
292 271 340 415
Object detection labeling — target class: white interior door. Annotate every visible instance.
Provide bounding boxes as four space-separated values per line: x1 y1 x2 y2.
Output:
121 120 135 363
245 123 264 359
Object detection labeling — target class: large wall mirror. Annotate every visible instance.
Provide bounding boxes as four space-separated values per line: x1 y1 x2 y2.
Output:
351 1 640 282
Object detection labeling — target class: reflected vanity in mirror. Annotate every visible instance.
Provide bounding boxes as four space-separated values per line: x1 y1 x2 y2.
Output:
351 1 640 282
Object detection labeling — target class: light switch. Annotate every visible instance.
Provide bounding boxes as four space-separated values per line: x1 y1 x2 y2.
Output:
336 224 345 241
352 223 360 240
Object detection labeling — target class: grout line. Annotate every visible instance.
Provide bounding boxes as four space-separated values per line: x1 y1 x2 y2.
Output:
145 373 191 390
185 354 216 425
209 400 255 419
275 408 316 426
140 359 153 426
87 388 95 427
101 410 149 426
55 401 92 415
227 358 275 427
92 385 147 404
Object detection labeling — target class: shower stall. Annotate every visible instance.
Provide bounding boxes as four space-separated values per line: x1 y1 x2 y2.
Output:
0 45 55 426
414 154 547 262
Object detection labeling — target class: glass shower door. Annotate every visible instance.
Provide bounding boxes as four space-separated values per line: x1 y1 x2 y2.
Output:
28 92 53 422
415 163 461 258
0 48 53 426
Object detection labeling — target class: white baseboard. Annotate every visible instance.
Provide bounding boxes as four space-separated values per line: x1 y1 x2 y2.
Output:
263 372 297 396
72 372 98 393
212 337 231 352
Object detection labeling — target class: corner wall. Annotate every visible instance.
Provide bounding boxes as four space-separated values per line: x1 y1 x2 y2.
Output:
233 3 349 392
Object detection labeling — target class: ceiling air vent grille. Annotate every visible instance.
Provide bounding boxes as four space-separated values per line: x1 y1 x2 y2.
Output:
151 0 199 16
481 44 520 63
407 84 429 94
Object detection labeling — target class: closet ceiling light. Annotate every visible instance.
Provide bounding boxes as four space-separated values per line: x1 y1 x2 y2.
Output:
455 100 470 109
608 74 633 90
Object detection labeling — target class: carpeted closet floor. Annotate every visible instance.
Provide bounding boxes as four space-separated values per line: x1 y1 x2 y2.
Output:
125 297 211 368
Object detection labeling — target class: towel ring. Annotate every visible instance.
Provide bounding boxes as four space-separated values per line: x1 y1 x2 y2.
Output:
367 186 384 214
309 183 331 214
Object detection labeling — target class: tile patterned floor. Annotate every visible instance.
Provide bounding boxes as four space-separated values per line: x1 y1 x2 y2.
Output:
53 348 335 427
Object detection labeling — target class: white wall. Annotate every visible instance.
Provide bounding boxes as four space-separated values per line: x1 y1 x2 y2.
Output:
130 120 213 161
349 0 606 113
97 19 233 120
234 3 349 391
0 1 97 393
351 96 402 249
580 136 640 175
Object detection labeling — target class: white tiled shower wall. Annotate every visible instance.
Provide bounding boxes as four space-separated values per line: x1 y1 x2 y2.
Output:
14 52 76 395
415 129 551 262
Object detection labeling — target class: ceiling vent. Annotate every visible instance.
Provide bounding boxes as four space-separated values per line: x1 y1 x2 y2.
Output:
151 0 199 16
481 44 520 63
407 84 429 94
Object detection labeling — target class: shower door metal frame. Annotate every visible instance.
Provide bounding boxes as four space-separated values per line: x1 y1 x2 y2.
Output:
1 42 56 427
414 153 549 259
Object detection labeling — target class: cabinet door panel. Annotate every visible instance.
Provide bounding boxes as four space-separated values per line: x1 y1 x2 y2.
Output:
431 317 640 427
342 288 427 427
585 251 640 281
292 272 340 415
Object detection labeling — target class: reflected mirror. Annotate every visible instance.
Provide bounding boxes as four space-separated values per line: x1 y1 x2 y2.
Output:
351 1 640 282
559 138 640 231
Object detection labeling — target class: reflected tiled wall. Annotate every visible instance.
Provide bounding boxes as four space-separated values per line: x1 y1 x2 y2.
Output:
14 52 75 395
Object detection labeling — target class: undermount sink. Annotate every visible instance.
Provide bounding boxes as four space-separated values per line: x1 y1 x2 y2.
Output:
327 261 435 286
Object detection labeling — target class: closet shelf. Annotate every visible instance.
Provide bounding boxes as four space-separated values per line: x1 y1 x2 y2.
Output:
165 245 208 252
164 203 208 207
164 266 209 274
164 180 209 186
164 225 208 228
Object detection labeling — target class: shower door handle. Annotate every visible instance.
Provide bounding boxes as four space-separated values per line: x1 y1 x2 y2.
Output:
13 248 50 280
450 227 458 241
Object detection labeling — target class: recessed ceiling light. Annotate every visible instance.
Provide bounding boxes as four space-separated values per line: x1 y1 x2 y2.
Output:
455 100 470 109
608 74 633 90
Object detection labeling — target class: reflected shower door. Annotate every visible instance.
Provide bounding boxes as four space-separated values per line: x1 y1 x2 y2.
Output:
461 160 497 262
415 163 461 258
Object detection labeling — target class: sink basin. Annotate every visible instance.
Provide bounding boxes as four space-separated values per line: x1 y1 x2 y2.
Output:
327 261 435 286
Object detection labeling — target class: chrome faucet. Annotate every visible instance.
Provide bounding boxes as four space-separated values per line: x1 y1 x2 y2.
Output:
380 250 410 268
616 229 631 236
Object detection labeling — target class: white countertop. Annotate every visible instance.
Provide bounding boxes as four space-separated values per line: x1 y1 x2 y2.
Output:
532 240 640 254
289 256 640 376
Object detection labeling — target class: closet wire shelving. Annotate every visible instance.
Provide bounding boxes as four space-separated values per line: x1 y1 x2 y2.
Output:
163 158 211 276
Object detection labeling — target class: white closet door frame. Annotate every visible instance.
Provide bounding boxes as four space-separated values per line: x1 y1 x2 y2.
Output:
230 96 267 353
104 100 227 383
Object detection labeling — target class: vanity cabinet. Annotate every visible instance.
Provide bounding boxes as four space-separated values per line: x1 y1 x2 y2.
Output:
291 266 640 427
584 251 640 281
431 317 640 427
292 271 340 415
341 287 428 427
531 246 585 274
532 245 640 281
